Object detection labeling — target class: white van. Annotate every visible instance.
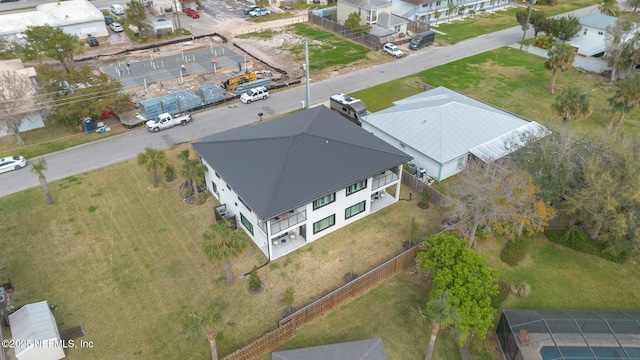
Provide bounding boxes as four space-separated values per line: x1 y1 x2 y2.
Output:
110 4 124 15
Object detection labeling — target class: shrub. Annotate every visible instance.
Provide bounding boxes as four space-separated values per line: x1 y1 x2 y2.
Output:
280 287 295 307
545 227 628 263
418 187 431 207
164 164 175 182
491 280 511 308
248 266 262 291
534 35 553 50
500 238 530 266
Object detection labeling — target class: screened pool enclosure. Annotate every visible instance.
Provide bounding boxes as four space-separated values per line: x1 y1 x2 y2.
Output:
497 310 640 360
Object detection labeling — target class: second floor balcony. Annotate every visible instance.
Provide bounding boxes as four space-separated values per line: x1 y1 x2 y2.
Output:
270 209 307 235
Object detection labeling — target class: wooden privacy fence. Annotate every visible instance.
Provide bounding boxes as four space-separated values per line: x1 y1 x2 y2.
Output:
401 170 447 206
222 245 421 360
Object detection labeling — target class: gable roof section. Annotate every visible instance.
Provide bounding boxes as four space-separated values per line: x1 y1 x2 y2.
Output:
193 106 411 220
363 87 537 164
578 14 618 31
338 0 391 10
377 12 409 27
272 338 388 360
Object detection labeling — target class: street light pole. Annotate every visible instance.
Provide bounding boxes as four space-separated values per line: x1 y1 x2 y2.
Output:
520 0 536 50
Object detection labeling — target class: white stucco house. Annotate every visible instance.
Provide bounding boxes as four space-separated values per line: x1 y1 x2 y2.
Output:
568 14 640 58
337 0 408 38
392 0 512 23
0 59 46 137
570 14 618 57
361 86 550 181
192 106 412 261
0 0 108 43
8 301 66 360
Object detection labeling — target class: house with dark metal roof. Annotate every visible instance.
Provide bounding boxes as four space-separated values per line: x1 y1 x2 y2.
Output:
361 86 550 181
272 338 388 360
192 106 412 261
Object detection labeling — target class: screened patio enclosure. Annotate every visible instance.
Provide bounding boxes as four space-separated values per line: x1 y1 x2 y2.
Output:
497 310 640 360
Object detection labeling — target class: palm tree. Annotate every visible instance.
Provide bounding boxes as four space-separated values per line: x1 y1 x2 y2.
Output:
203 220 248 285
607 73 640 129
599 0 619 16
434 10 442 25
447 2 456 22
137 147 166 188
185 298 234 360
544 43 576 94
31 158 54 205
552 87 592 128
178 150 205 203
419 290 459 360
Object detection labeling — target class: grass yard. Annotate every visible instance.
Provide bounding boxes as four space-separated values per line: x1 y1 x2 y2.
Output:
352 47 640 133
433 0 600 45
259 270 463 360
0 144 443 359
283 23 370 71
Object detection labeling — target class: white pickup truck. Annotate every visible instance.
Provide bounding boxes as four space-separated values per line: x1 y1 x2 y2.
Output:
146 112 191 132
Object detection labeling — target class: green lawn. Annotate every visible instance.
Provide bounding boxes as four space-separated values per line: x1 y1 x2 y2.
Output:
353 47 640 132
259 271 463 360
0 144 443 359
283 23 370 70
433 0 600 45
262 233 640 360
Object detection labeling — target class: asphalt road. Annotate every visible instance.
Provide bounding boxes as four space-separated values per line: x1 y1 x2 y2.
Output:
0 5 597 198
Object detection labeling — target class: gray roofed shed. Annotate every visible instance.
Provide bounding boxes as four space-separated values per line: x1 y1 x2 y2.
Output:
272 338 388 360
193 106 411 220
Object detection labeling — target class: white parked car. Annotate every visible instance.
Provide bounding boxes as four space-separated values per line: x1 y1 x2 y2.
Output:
240 86 269 104
0 156 27 174
249 7 271 17
110 22 124 32
383 43 403 58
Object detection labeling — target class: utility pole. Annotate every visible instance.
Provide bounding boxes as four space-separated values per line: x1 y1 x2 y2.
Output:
173 0 182 31
520 0 536 50
304 39 310 109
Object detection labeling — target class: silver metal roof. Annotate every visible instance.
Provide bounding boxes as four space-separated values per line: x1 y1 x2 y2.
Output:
193 106 411 220
578 14 618 30
362 87 545 164
469 121 551 162
338 0 392 11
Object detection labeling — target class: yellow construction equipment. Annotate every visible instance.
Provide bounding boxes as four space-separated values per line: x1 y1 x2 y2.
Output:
222 72 257 92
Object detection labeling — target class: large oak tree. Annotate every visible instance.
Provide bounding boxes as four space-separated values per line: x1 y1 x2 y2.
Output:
23 25 84 73
416 233 498 344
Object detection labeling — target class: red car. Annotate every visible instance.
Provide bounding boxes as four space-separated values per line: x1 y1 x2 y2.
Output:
184 8 199 18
